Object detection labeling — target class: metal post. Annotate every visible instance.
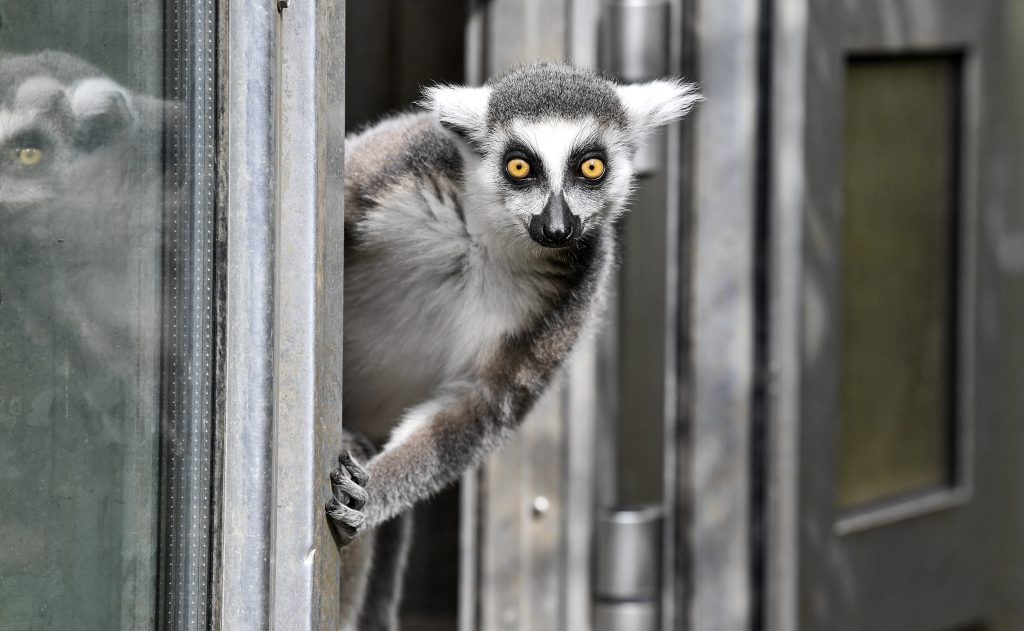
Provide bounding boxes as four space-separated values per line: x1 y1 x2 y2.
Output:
686 0 760 629
219 0 278 628
273 0 347 628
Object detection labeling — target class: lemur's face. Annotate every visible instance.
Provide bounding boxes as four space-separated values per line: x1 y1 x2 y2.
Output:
483 117 633 247
424 63 701 249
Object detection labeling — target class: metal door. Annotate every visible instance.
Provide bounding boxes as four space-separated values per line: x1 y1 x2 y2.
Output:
767 1 1024 629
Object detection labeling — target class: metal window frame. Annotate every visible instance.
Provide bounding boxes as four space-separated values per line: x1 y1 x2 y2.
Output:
157 0 220 628
218 1 346 628
763 0 806 628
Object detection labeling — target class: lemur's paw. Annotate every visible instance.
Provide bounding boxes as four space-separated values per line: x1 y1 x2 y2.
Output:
326 450 370 546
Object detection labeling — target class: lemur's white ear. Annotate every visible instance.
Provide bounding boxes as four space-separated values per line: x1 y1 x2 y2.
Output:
14 77 65 108
420 85 491 140
616 80 702 134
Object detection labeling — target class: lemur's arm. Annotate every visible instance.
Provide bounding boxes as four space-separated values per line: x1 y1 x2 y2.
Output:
365 268 599 528
360 385 514 528
329 235 609 532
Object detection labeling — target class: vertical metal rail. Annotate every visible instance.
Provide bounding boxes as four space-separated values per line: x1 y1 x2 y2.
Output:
273 0 347 629
158 0 219 628
764 0 806 629
460 5 486 631
596 4 676 631
664 1 694 628
219 0 277 628
686 0 760 629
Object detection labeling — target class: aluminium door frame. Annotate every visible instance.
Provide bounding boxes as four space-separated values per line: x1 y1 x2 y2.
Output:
158 0 220 627
764 0 805 627
219 0 347 628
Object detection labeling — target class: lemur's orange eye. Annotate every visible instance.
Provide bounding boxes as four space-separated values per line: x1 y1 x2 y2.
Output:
580 158 605 180
16 147 43 166
506 158 531 180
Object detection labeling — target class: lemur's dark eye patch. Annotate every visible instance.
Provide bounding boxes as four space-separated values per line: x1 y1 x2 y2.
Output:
567 142 608 167
6 130 52 153
501 146 541 182
568 143 609 184
6 130 52 166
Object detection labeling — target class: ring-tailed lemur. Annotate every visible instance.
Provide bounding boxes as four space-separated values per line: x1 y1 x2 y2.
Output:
328 62 700 629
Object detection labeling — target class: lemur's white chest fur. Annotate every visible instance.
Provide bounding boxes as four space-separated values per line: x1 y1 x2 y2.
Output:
344 211 555 444
342 116 565 443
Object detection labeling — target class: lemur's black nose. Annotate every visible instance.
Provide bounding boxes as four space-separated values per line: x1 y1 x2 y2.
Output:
543 220 571 243
529 192 581 248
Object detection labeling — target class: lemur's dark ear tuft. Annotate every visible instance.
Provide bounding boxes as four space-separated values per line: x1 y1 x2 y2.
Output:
68 78 135 151
419 85 491 141
616 79 702 134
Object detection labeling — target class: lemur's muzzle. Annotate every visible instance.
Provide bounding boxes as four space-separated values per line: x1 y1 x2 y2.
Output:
529 192 581 248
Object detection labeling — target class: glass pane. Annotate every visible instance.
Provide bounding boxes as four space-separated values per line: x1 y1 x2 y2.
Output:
838 56 960 510
0 2 215 628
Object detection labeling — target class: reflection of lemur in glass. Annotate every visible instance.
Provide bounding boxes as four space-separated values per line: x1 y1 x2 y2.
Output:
0 52 169 620
330 63 700 629
0 51 167 221
0 51 168 406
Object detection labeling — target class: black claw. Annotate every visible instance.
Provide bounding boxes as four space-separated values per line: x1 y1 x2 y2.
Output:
326 449 370 547
327 502 359 544
326 497 364 525
326 497 341 516
333 475 368 511
339 450 369 486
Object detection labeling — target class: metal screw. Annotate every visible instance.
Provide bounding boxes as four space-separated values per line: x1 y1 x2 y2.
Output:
531 496 550 518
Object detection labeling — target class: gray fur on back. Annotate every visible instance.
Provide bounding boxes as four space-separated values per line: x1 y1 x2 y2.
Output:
345 112 464 212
